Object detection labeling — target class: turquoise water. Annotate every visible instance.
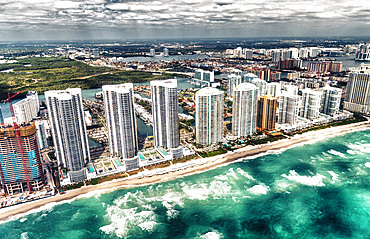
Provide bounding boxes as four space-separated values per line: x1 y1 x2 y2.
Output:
1 130 370 238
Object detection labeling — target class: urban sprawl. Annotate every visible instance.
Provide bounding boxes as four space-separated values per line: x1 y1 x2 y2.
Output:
1 41 370 208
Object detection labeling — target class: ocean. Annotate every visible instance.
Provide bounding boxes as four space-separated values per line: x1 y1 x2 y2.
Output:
0 129 369 238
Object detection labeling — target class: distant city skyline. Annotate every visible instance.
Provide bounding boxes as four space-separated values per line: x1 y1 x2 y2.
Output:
0 0 369 41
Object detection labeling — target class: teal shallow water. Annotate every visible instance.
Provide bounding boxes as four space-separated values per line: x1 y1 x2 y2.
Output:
1 130 370 239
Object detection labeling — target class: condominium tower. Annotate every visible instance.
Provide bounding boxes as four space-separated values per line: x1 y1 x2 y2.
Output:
251 78 267 97
0 122 43 195
320 86 342 116
266 82 281 98
300 89 322 119
257 95 278 131
196 87 224 145
344 64 370 113
227 74 242 96
0 107 3 124
232 83 258 137
278 94 300 125
45 88 90 183
13 91 39 123
103 84 139 170
151 79 181 157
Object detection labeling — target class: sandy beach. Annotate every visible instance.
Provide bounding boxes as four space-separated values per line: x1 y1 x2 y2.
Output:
1 120 369 222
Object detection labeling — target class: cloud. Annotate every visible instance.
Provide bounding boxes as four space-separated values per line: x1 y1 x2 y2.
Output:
0 0 369 40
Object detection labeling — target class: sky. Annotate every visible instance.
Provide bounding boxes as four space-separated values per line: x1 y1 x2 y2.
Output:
0 0 369 41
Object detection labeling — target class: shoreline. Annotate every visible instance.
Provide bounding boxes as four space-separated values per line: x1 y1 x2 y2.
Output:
1 120 370 222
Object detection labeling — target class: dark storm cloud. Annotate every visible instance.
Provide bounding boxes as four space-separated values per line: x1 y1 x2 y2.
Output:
0 0 369 40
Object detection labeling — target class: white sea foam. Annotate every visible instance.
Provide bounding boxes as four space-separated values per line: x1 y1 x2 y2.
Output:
138 221 157 232
180 179 232 200
347 150 356 155
19 218 27 223
100 206 156 238
328 171 339 181
247 184 270 195
21 232 28 239
328 149 347 158
199 230 224 239
347 143 370 154
282 170 326 186
236 168 255 181
365 162 370 168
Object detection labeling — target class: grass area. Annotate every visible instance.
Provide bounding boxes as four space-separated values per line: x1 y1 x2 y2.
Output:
199 148 228 158
250 135 286 145
286 115 367 136
0 57 186 99
172 154 200 164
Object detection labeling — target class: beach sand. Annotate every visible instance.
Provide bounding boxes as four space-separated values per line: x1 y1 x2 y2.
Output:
1 121 369 222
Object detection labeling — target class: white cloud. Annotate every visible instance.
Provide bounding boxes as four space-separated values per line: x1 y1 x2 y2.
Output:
0 0 369 38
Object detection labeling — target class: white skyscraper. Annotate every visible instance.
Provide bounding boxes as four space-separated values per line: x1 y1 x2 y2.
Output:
103 84 139 170
251 78 267 97
35 120 49 150
282 85 299 95
278 94 300 125
241 73 258 83
320 86 342 116
232 83 258 137
227 74 242 96
344 64 370 113
45 88 90 183
163 48 169 57
300 89 322 120
196 87 224 145
266 82 281 98
13 91 39 123
194 69 214 84
151 79 182 157
150 48 155 57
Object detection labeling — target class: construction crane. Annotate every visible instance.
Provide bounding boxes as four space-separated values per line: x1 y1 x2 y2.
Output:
3 90 33 193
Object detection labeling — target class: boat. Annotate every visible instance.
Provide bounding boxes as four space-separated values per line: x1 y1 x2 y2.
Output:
95 91 103 99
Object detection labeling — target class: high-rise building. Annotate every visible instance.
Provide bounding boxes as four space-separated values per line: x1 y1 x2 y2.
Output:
282 85 299 95
195 87 224 145
194 69 214 84
35 120 49 150
163 48 169 57
251 78 267 97
257 95 278 131
0 107 3 124
241 73 258 83
299 48 309 59
307 61 342 73
300 89 322 119
266 82 281 98
246 68 281 82
151 79 182 157
227 74 242 96
320 86 342 116
103 84 139 170
310 47 319 58
150 49 155 57
243 49 253 60
344 64 370 113
92 48 100 58
232 83 258 137
278 94 300 125
45 88 90 183
0 122 43 195
13 91 39 123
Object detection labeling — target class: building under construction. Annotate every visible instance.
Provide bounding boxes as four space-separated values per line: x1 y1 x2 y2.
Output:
0 122 44 195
